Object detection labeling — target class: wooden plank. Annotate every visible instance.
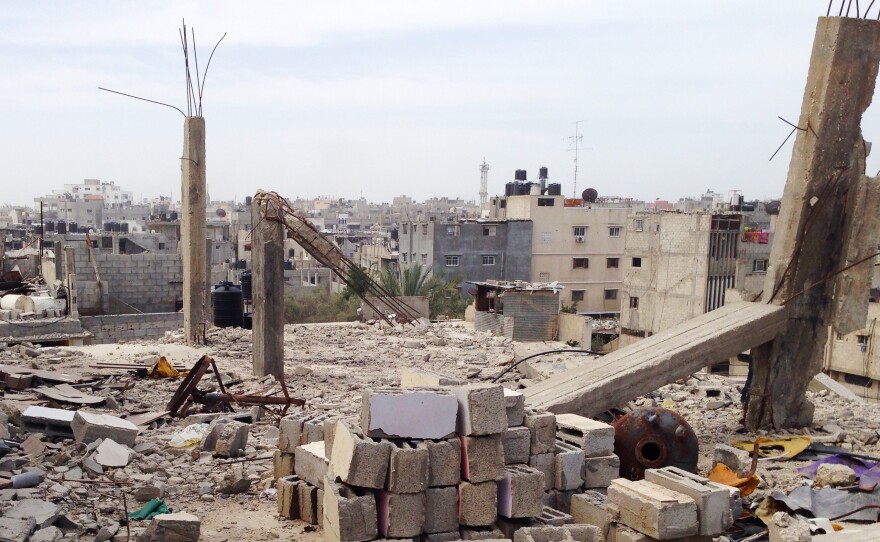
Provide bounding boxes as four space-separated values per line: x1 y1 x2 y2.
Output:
523 302 788 416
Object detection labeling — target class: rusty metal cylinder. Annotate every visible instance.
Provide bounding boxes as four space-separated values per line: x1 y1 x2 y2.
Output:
613 407 698 481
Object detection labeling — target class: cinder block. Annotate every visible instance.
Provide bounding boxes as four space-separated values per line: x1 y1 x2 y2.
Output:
555 490 576 514
524 411 556 455
607 523 714 542
302 413 329 444
504 388 526 427
400 367 465 387
322 477 378 542
298 482 320 525
276 475 301 519
555 414 615 458
72 411 139 447
453 384 508 436
21 406 75 438
497 464 544 519
424 486 459 534
461 435 505 483
459 526 506 540
458 481 498 527
502 427 531 465
421 532 461 542
279 411 309 452
528 453 555 491
273 450 295 479
294 441 329 489
607 478 698 540
571 491 618 533
554 441 585 491
496 516 533 539
376 490 426 538
583 454 620 489
329 422 392 489
427 438 462 487
387 441 429 493
361 388 458 439
513 525 602 542
644 466 733 536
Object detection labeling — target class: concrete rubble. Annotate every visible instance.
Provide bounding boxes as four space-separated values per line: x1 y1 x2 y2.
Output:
0 321 876 542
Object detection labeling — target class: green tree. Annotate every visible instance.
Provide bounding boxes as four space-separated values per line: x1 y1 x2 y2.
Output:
380 265 468 319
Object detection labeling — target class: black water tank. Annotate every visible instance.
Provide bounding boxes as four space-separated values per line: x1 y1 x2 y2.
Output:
245 196 253 206
505 182 515 196
121 222 129 233
539 167 548 179
284 260 293 270
548 183 562 196
242 312 252 330
515 182 530 196
112 222 121 232
212 282 243 328
69 222 78 233
104 222 113 232
170 211 179 221
57 221 67 234
46 221 55 232
515 169 527 181
240 270 252 301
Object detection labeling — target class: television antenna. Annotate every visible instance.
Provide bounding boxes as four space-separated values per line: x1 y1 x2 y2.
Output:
565 120 593 198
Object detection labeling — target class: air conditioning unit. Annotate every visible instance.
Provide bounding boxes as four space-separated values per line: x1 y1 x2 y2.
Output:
574 236 585 243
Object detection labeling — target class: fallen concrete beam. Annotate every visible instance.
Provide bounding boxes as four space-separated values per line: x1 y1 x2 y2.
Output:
523 302 787 416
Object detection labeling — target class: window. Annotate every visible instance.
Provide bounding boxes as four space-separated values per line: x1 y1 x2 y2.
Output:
483 226 497 236
445 255 460 267
573 226 586 237
482 255 496 266
604 289 618 300
572 290 585 302
402 224 408 234
422 224 428 235
573 258 589 269
634 219 644 232
609 226 621 237
629 296 640 309
539 272 550 282
541 232 552 244
402 253 408 264
500 200 507 209
632 257 642 268
753 259 768 273
421 254 427 264
537 198 555 207
607 258 620 268
446 226 458 236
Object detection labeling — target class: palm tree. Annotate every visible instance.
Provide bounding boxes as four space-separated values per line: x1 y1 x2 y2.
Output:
380 265 467 319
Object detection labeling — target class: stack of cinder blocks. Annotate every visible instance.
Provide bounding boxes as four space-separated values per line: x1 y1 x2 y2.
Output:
275 410 334 526
572 466 742 542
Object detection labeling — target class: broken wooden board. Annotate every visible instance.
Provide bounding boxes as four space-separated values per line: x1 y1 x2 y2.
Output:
522 302 788 416
35 384 105 405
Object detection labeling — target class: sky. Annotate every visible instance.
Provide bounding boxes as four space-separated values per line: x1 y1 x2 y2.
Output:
2 1 879 207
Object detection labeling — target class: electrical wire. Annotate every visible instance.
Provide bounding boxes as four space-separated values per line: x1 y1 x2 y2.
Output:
492 348 606 383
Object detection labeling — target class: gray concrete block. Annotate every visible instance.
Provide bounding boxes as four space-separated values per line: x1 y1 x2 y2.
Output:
72 411 139 447
322 477 378 542
361 388 458 439
513 525 601 542
583 454 620 489
644 466 733 536
329 422 392 489
294 441 329 489
387 440 429 493
427 438 461 487
554 440 584 491
452 384 508 436
607 478 698 539
458 481 498 527
376 490 425 538
525 411 556 455
461 434 505 483
497 464 544 519
502 426 531 465
504 388 526 427
555 413 615 458
528 453 555 492
424 486 459 534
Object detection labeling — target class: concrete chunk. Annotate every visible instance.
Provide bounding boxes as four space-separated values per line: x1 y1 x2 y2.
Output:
497 464 544 519
20 406 74 438
295 441 329 489
513 525 602 542
424 486 459 534
571 491 618 533
93 439 132 468
400 367 465 387
554 440 584 491
458 481 497 526
274 450 295 479
555 413 615 457
361 388 458 439
529 453 555 491
502 426 531 465
376 490 426 538
459 526 506 540
330 421 392 489
201 418 249 457
460 434 505 483
531 505 574 527
504 388 526 427
453 384 508 436
582 454 620 489
279 411 308 452
644 466 733 536
525 411 556 454
5 499 60 529
323 477 378 542
72 410 139 447
387 441 429 493
137 512 200 542
607 478 698 539
0 517 36 542
427 438 462 487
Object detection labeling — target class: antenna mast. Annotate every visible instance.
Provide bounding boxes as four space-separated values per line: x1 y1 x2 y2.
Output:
565 120 592 198
479 159 489 216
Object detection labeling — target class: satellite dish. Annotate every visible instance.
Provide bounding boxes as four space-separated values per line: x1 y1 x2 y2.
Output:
582 188 599 203
216 208 227 218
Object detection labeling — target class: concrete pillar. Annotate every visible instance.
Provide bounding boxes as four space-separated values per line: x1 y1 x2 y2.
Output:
252 196 285 377
181 117 207 346
205 239 214 319
746 17 880 430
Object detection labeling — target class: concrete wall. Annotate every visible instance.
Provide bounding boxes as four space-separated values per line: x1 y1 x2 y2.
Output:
80 312 183 344
825 301 880 382
70 249 182 314
474 311 514 338
431 221 533 285
558 313 592 347
362 295 430 320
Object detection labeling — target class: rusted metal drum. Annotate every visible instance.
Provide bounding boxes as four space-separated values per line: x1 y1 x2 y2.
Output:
613 407 698 480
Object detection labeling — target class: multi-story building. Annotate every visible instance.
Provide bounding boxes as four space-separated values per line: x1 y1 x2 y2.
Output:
398 219 533 287
491 192 631 315
619 209 773 347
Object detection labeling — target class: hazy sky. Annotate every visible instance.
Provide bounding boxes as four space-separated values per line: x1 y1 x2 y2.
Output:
3 1 878 207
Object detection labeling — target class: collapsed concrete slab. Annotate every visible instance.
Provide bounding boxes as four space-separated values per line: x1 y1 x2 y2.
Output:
72 411 139 447
361 388 458 439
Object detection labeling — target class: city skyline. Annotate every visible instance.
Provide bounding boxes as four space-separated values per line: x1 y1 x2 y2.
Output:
2 2 871 207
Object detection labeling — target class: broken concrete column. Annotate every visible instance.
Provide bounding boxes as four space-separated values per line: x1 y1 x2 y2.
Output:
138 512 200 542
375 490 426 538
252 192 284 377
497 464 544 519
607 478 698 539
329 422 392 489
181 116 207 347
453 384 508 436
323 478 378 542
72 411 139 447
361 388 458 439
746 16 880 430
460 434 505 483
426 438 461 487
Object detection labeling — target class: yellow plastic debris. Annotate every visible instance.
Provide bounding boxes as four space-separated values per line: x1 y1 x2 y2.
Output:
149 356 187 379
708 463 760 496
731 436 811 460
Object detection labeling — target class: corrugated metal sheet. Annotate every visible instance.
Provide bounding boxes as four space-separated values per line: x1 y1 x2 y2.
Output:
502 291 558 342
475 311 514 338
